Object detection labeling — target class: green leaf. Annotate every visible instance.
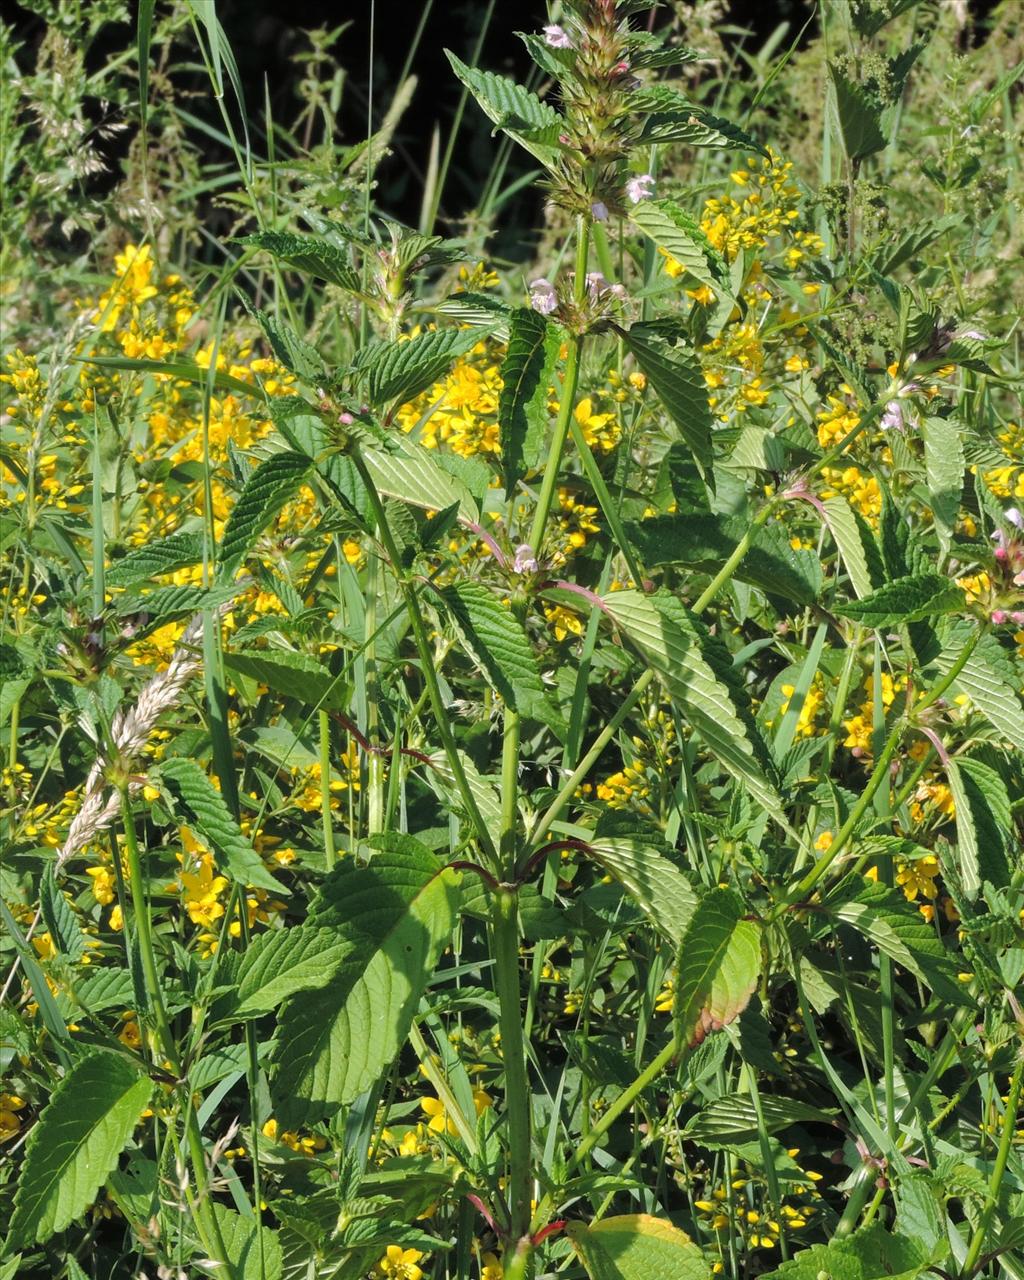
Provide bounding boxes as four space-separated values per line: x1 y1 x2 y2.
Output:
585 831 699 945
106 532 205 587
821 496 883 599
832 880 967 1003
218 451 312 580
626 513 820 604
271 839 460 1124
221 926 362 1019
946 756 1011 899
632 88 766 155
445 51 563 165
631 200 729 297
499 308 559 494
39 868 84 960
936 629 1024 752
220 646 348 711
7 1052 152 1249
758 1221 943 1280
355 328 481 407
619 324 712 470
248 305 326 383
245 231 361 292
674 888 762 1048
684 1094 837 1147
212 1203 283 1280
81 356 257 399
363 442 480 523
829 63 887 160
567 1214 711 1280
439 581 549 718
602 590 784 817
922 416 964 548
112 582 244 633
835 572 964 627
156 757 288 895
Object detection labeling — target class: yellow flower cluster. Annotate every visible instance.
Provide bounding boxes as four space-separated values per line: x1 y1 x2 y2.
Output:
821 466 882 523
397 337 503 458
816 387 862 451
843 672 903 759
261 1117 328 1157
776 677 826 738
693 1152 822 1251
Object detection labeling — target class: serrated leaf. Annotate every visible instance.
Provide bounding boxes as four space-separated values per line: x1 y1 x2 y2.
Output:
39 868 84 960
674 888 762 1048
113 582 243 634
218 450 312 580
445 51 563 165
620 324 712 469
7 1052 152 1248
758 1221 943 1280
945 756 1011 900
106 533 205 587
631 199 729 296
602 589 784 817
632 88 766 155
833 880 967 1003
835 572 964 627
585 832 699 945
499 308 559 494
829 63 887 160
245 231 361 292
626 513 819 604
72 967 136 1014
355 327 481 407
439 581 547 716
936 627 1024 752
212 1203 283 1280
222 926 361 1018
220 646 347 711
567 1214 710 1280
684 1094 836 1147
249 305 326 383
821 495 883 599
271 840 460 1124
157 757 288 895
363 441 479 523
922 416 964 547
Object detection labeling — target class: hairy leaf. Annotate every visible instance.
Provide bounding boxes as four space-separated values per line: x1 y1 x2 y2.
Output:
106 532 205 587
499 308 560 494
218 451 312 580
619 324 712 470
835 572 964 626
220 647 348 712
248 305 326 383
674 888 762 1048
821 496 883 599
445 51 563 165
922 416 964 548
439 580 548 717
758 1221 943 1280
631 199 728 296
684 1094 837 1147
245 230 361 292
212 1203 283 1280
355 327 481 407
585 831 699 945
363 442 480 523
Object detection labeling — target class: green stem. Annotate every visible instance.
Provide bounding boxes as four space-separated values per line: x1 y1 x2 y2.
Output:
493 888 532 1245
318 710 337 870
962 1053 1024 1276
528 217 590 555
118 789 233 1276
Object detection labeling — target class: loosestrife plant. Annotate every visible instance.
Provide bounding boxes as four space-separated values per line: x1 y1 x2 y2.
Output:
2 3 1023 1280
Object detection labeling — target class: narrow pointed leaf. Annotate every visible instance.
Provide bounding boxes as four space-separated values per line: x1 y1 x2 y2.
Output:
499 307 559 493
619 324 712 469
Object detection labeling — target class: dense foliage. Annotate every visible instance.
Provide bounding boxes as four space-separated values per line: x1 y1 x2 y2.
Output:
1 2 1023 1279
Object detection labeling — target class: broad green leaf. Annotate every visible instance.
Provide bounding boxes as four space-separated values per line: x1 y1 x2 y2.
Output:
922 416 964 548
585 831 698 945
632 87 766 154
157 757 288 895
271 839 460 1124
220 647 348 711
113 582 243 633
106 532 205 587
39 868 84 960
821 495 882 599
567 1214 710 1280
71 967 135 1014
106 1155 158 1235
829 63 887 160
218 451 312 580
445 51 563 165
834 572 963 627
935 628 1024 752
439 581 549 718
212 1203 283 1280
674 888 762 1048
355 327 481 407
832 880 967 1003
626 513 820 604
427 750 502 832
631 199 728 297
684 1094 837 1147
602 590 784 817
245 230 361 293
248 305 326 383
758 1221 943 1280
850 0 924 37
221 925 362 1019
363 441 480 523
945 756 1011 899
619 324 712 470
499 307 559 494
8 1052 152 1248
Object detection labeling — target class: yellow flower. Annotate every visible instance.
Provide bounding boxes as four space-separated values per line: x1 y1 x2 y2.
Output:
481 1250 503 1279
421 1095 457 1135
0 1094 27 1143
374 1245 424 1280
574 396 620 453
544 605 584 642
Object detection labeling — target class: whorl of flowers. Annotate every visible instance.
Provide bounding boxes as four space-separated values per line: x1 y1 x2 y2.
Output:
57 613 209 867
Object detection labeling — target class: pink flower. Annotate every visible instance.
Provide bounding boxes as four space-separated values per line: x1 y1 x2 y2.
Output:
529 278 558 315
879 400 904 431
590 201 609 222
512 544 539 574
625 174 655 204
543 24 572 49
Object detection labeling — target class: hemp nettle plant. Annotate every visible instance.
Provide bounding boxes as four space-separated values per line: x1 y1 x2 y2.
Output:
1 2 1023 1279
